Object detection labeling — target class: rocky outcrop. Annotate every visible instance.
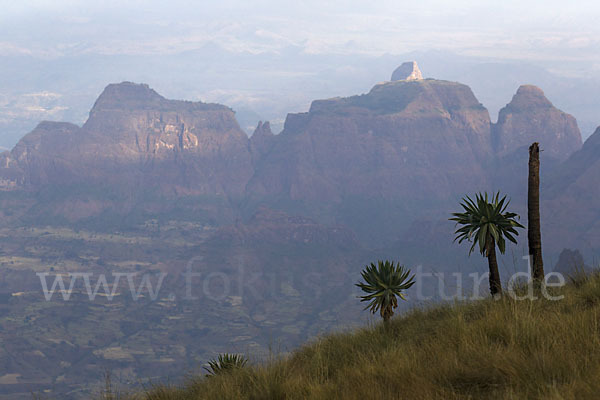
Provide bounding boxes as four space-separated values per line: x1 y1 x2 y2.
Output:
391 61 423 81
492 85 582 161
249 121 275 164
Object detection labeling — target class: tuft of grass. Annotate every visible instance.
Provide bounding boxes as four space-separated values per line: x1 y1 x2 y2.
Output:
204 354 249 377
123 274 600 399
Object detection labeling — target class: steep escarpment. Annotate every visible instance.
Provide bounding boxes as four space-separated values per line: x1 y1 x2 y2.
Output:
542 127 600 250
0 121 81 187
246 79 493 243
0 74 594 254
391 61 423 81
546 125 600 196
0 82 253 223
1 82 251 190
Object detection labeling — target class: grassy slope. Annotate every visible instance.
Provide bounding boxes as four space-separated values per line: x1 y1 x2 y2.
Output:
123 274 600 400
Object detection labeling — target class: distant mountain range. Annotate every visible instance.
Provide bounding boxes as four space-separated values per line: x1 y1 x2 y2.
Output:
1 49 599 151
0 67 596 260
1 64 599 398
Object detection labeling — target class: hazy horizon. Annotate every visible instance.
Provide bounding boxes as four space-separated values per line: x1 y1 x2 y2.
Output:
1 1 599 148
3 1 599 62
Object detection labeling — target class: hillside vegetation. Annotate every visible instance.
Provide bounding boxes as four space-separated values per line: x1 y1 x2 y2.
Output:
117 273 600 400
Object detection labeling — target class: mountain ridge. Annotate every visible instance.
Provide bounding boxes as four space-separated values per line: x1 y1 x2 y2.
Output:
0 75 593 255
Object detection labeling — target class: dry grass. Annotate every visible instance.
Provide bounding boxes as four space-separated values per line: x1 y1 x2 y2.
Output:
124 273 600 399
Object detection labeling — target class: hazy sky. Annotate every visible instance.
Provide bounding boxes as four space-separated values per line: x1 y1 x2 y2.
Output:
1 1 599 149
1 0 599 66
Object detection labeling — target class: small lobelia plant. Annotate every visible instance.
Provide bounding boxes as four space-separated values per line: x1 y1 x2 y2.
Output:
356 260 415 324
204 353 249 377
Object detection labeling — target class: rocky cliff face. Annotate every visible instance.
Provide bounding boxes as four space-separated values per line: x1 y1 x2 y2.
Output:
0 76 593 254
0 121 81 187
542 127 600 251
1 82 252 194
246 79 493 243
391 61 423 81
0 82 254 223
249 121 275 164
1 78 497 242
493 85 582 161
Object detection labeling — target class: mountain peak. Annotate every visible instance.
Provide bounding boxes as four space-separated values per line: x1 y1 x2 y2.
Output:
493 85 581 160
391 61 423 81
252 121 273 138
90 82 166 112
506 85 552 111
250 121 275 161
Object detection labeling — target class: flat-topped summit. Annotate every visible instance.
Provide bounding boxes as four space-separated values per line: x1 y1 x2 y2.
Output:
391 61 423 81
90 82 229 114
307 79 485 117
91 82 165 112
0 82 253 205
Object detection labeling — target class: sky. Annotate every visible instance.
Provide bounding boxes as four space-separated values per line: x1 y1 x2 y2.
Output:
1 0 599 64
